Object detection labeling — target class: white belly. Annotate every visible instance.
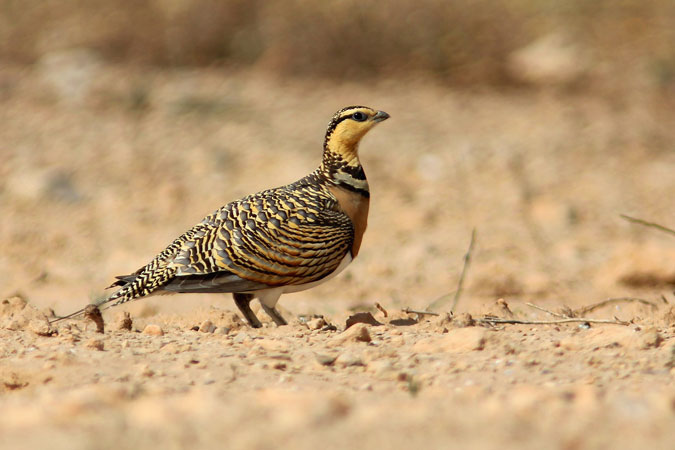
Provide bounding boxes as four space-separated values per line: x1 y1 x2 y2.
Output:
253 254 353 307
282 253 353 294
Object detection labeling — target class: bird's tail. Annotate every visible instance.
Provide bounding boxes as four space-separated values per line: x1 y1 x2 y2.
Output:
48 291 123 324
48 266 176 324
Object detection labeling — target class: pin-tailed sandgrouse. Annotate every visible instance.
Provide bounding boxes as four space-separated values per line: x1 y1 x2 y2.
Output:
56 106 389 327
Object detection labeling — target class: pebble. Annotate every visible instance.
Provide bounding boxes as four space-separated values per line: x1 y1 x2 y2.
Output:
314 353 337 366
452 313 476 328
138 364 155 377
199 320 216 333
5 319 22 331
335 352 365 367
85 339 104 351
307 317 327 330
1 296 27 312
233 332 251 344
142 324 164 336
208 310 245 331
29 319 56 337
160 343 179 354
638 327 663 349
115 312 133 331
332 324 372 345
435 313 453 329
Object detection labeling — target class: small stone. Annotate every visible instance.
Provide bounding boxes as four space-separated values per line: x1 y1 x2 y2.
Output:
200 320 216 333
62 331 82 344
333 324 371 345
29 319 56 336
639 327 663 349
307 317 327 330
209 310 245 331
335 352 364 367
85 339 104 351
160 343 179 354
183 357 200 367
659 306 675 327
215 327 231 335
233 332 250 344
115 312 133 331
483 299 514 318
5 319 22 331
315 353 337 366
0 371 29 390
142 324 164 336
435 313 453 328
0 296 27 316
138 364 154 377
452 313 475 328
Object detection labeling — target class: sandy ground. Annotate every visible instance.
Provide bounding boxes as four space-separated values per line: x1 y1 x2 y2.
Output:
1 65 675 449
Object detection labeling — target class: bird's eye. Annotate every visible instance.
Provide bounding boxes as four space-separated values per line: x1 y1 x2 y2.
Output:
351 112 367 122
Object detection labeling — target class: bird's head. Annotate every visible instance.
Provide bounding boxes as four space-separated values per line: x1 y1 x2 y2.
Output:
324 106 390 151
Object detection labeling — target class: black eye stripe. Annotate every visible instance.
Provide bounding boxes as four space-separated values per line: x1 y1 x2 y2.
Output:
330 112 363 128
324 109 371 144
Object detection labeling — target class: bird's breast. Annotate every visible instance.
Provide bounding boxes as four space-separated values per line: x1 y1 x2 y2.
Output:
326 185 369 257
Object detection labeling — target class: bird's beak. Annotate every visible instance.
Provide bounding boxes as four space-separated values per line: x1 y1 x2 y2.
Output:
372 110 390 122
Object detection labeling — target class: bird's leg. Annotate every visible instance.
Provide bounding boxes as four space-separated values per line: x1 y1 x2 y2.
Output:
260 304 288 326
256 289 287 326
233 293 262 328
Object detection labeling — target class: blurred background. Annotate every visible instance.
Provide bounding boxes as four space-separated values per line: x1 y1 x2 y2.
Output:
1 0 674 317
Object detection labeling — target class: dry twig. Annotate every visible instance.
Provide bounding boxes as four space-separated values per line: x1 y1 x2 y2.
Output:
573 297 657 316
478 316 629 326
525 302 567 318
375 302 388 318
450 228 477 312
402 308 439 317
620 214 675 238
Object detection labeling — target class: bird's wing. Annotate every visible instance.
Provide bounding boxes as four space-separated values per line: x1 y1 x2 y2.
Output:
108 222 270 297
163 184 354 292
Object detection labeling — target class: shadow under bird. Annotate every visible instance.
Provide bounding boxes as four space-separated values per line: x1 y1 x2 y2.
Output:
54 106 389 328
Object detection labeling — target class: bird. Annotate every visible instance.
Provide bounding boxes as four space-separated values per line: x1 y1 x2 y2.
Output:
53 106 389 328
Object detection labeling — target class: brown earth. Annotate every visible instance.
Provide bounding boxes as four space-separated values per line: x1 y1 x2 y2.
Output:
1 66 675 449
